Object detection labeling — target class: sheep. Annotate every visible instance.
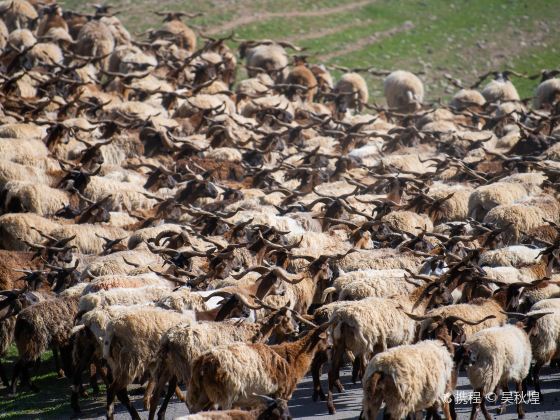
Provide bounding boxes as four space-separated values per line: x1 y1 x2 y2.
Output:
459 323 533 419
11 295 79 393
70 304 157 413
104 306 195 419
75 20 115 68
0 159 50 188
481 75 520 103
483 203 547 244
3 181 70 215
148 305 297 419
77 285 171 315
533 77 560 109
337 248 424 272
155 287 208 313
155 13 197 53
82 249 163 277
381 210 433 234
467 182 529 221
174 397 290 420
449 88 486 110
0 0 38 31
524 307 560 395
384 70 424 112
426 183 473 223
517 276 560 313
479 245 544 268
82 273 175 294
0 137 48 161
0 213 60 250
310 64 333 92
284 60 317 102
100 15 132 46
325 280 452 413
0 18 7 51
321 269 413 302
241 42 289 81
36 3 68 36
361 340 454 420
334 73 369 114
186 322 330 411
236 73 275 96
49 224 129 255
25 42 64 66
0 290 48 387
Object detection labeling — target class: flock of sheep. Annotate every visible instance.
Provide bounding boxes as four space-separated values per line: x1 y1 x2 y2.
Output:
0 1 560 419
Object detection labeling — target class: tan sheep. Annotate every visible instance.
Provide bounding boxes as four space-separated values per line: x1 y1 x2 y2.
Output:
449 88 486 110
0 0 37 31
384 70 424 112
75 20 115 68
334 73 369 114
533 77 560 109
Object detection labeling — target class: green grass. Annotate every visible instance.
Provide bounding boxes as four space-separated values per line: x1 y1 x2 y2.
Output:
60 0 560 101
0 346 106 419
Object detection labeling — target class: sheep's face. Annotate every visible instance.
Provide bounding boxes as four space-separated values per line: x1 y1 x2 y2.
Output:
457 346 478 368
269 309 300 343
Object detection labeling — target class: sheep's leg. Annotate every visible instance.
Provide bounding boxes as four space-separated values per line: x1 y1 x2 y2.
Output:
480 396 491 420
442 398 454 420
426 405 441 420
469 388 482 420
496 382 509 414
449 394 457 420
516 381 525 419
532 361 543 399
414 411 425 420
9 359 22 395
21 361 39 392
116 387 141 420
326 344 344 414
157 376 178 420
0 360 9 387
51 345 65 378
311 349 327 401
175 384 185 402
106 382 118 420
351 357 361 383
334 348 345 393
144 379 155 410
70 345 96 414
148 375 167 420
89 363 100 396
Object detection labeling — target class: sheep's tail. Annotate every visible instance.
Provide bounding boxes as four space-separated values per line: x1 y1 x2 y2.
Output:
321 287 336 303
186 356 211 411
362 371 384 419
367 372 382 395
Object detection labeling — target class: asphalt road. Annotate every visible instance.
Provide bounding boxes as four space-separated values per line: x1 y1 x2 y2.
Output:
78 366 560 420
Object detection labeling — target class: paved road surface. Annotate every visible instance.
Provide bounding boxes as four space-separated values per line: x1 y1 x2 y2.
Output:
79 367 560 419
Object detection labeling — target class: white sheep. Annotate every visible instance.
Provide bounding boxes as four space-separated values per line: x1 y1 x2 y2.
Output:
462 324 532 419
361 340 454 419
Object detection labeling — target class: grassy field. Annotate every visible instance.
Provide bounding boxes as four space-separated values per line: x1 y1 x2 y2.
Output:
60 0 560 101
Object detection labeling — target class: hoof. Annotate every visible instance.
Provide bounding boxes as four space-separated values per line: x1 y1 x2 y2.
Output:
312 390 326 402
